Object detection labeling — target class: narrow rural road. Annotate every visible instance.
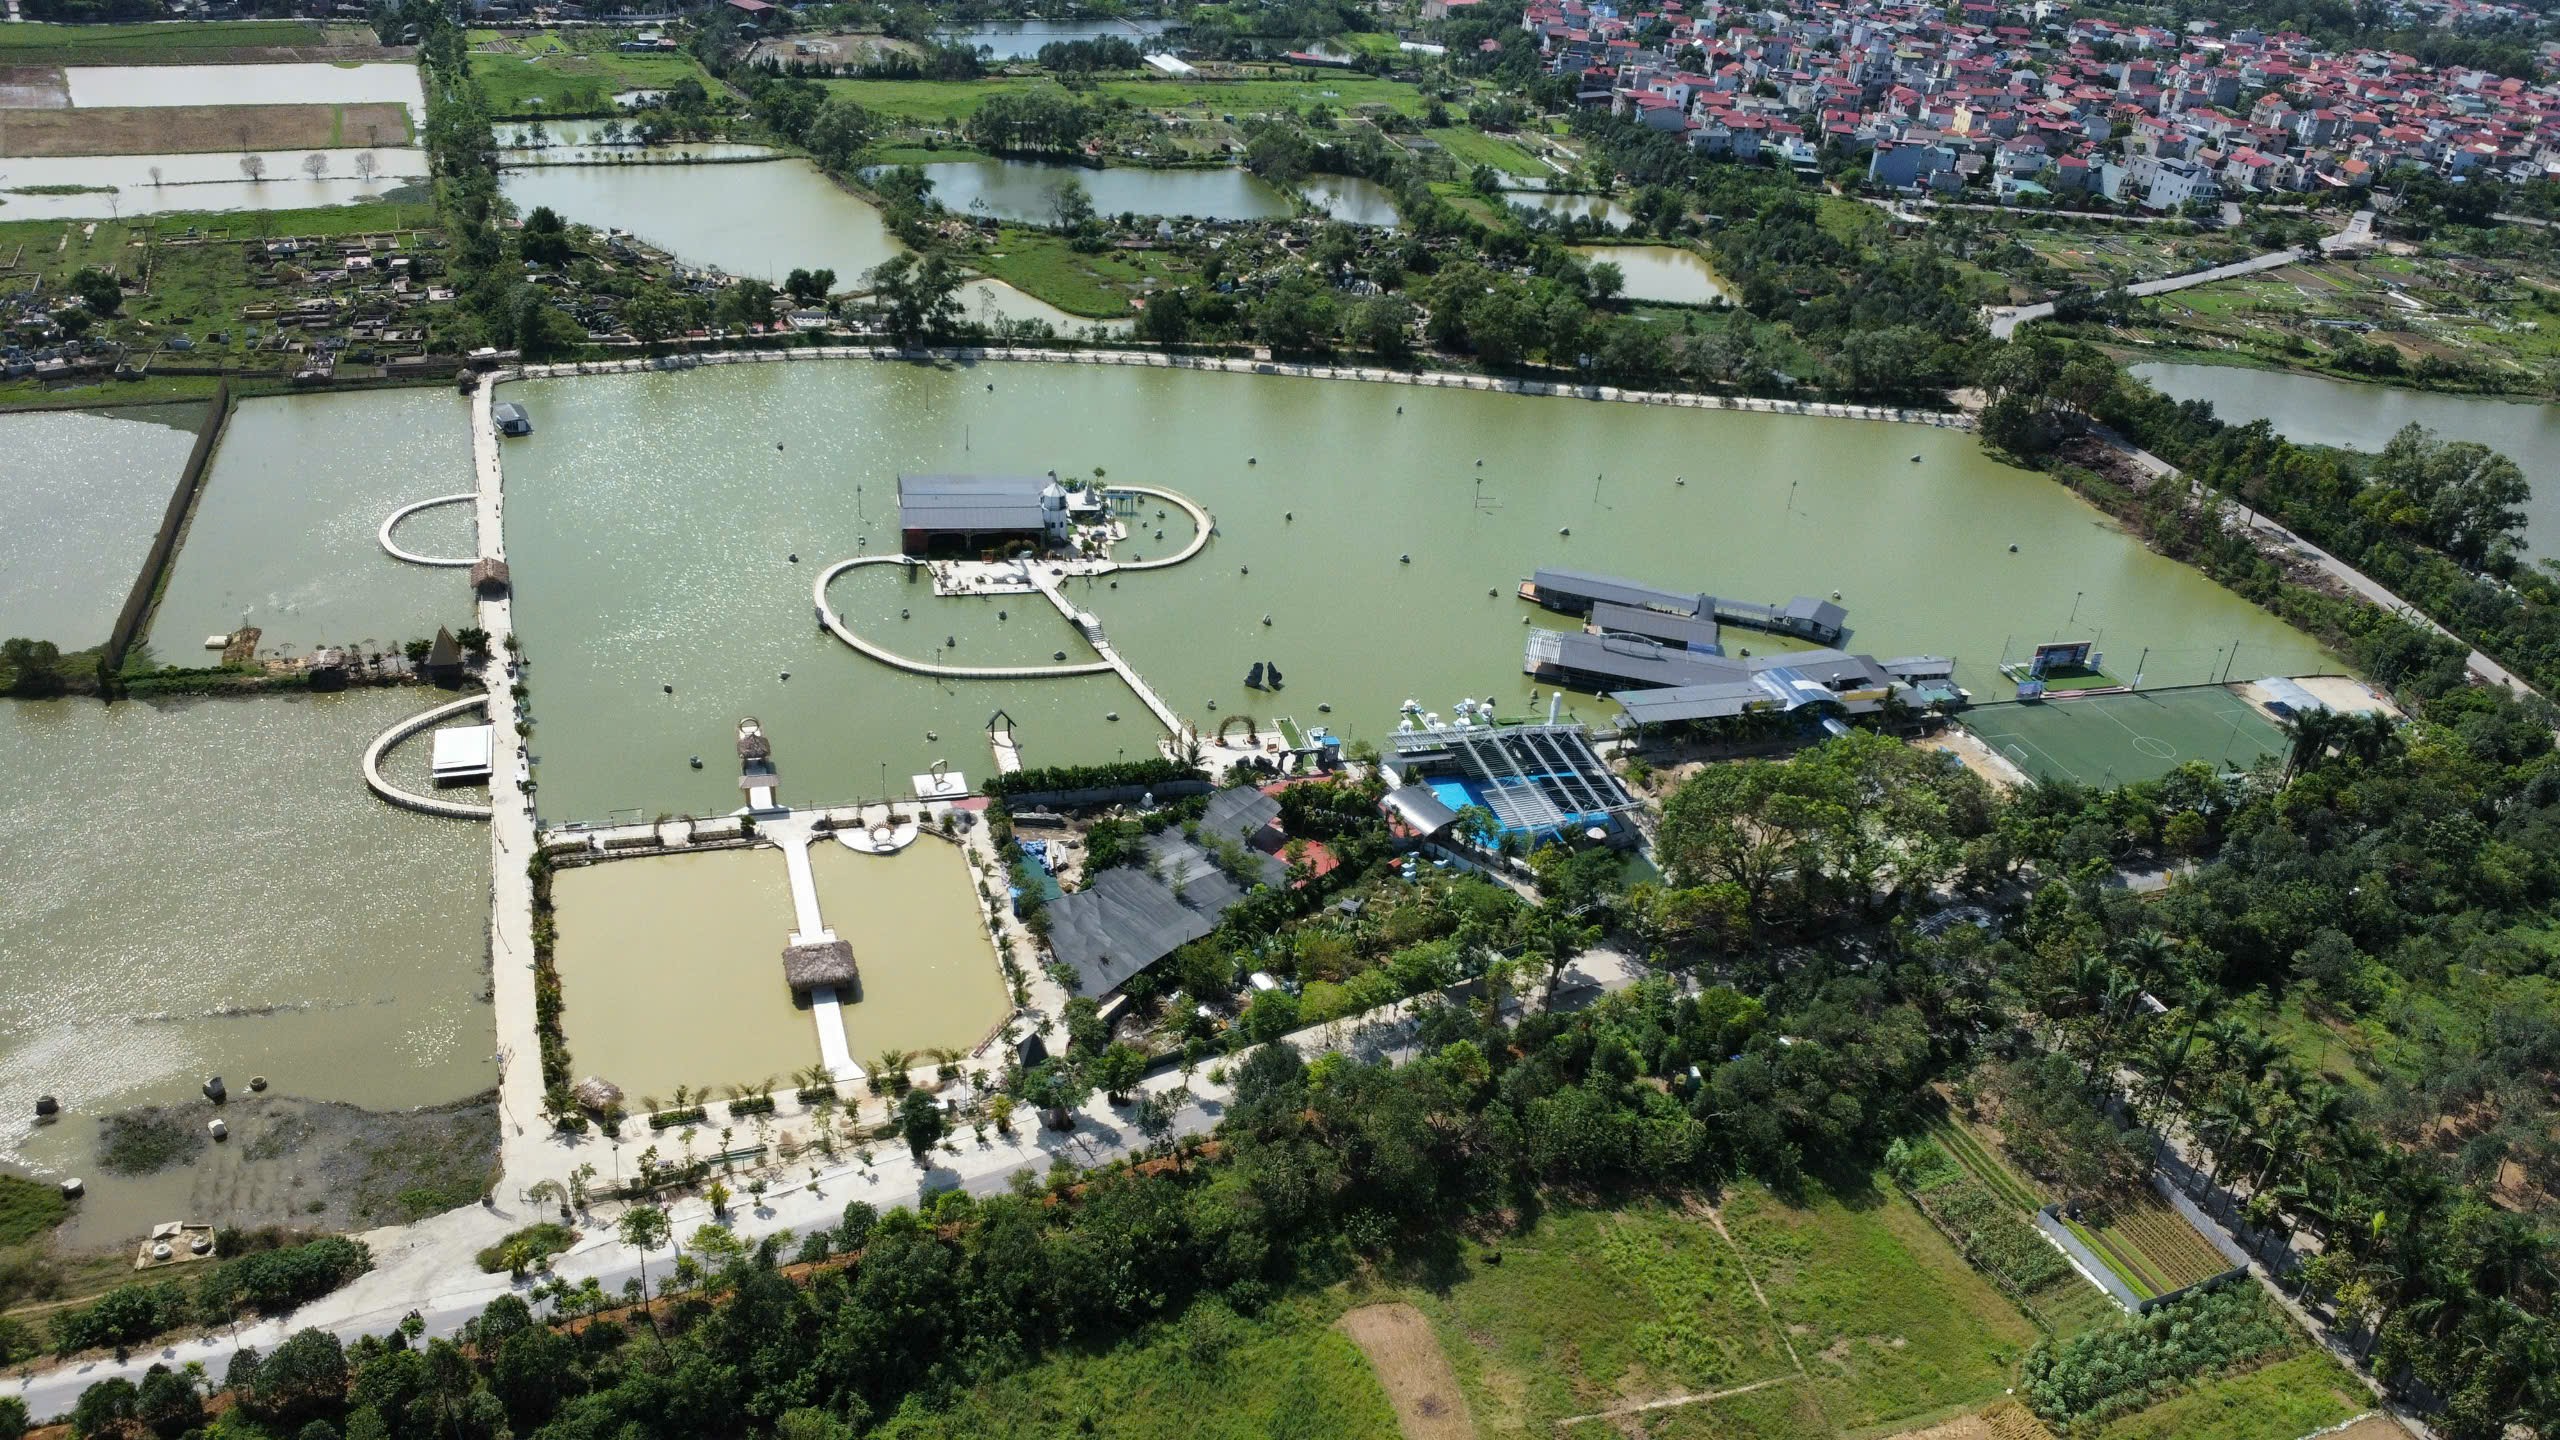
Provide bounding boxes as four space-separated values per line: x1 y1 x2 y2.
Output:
7 954 1644 1422
1985 209 2373 340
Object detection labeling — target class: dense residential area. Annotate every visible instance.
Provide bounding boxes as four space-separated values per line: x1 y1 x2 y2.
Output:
0 1 2557 1440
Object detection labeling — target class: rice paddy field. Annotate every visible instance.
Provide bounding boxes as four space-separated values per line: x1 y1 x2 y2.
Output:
1961 685 2289 787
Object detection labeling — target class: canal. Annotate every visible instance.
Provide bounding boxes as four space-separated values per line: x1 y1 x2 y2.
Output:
2133 361 2560 559
501 360 2338 823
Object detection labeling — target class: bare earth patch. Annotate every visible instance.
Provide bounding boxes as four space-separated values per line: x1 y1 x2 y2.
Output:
2322 1418 2414 1440
1876 1417 1994 1440
0 64 69 109
1337 1302 1474 1440
0 101 409 157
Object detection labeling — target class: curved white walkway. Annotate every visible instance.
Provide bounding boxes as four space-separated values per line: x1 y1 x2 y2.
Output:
1109 483 1213 570
811 555 1119 679
378 493 478 567
362 695 495 820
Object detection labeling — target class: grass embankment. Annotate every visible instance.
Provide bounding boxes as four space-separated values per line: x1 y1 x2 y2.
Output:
1426 126 1549 179
0 102 413 158
0 20 373 65
865 1294 1397 1439
466 31 720 116
825 72 1428 126
968 226 1206 318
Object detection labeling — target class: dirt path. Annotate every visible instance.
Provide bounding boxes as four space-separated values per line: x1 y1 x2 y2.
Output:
1336 1303 1474 1440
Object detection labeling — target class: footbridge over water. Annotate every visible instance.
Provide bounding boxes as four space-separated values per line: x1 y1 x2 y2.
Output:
362 695 495 820
378 493 478 567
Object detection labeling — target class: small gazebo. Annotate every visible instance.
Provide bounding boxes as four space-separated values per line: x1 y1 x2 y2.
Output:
470 559 511 596
781 939 858 993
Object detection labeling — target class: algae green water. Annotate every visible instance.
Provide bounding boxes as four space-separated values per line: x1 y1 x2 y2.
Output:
0 691 491 1180
144 390 480 662
0 404 202 648
502 361 2336 822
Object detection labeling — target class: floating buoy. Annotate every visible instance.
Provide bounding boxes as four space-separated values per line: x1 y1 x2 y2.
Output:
998 609 1007 621
1261 614 1273 626
1399 553 1411 564
1559 526 1570 537
1106 711 1120 721
2007 543 2019 553
1488 588 1497 597
34 1095 57 1119
901 608 910 619
788 553 798 563
1284 511 1293 521
1248 457 1257 465
987 383 994 391
1207 700 1218 710
1054 650 1068 662
1522 615 1530 625
689 756 703 769
780 671 791 681
1155 530 1164 540
1676 476 1685 485
662 683 673 695
946 636 956 648
776 442 784 450
1317 702 1332 713
926 730 938 741
1831 590 1842 600
1475 458 1483 466
1240 565 1249 575
1910 454 1922 463
248 1076 266 1093
1397 405 1403 414
1109 580 1118 589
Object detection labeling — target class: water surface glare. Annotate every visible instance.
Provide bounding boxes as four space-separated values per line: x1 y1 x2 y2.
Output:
0 403 200 646
0 690 491 1171
502 361 2337 821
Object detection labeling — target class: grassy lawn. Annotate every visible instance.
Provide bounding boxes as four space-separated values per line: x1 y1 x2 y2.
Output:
1720 1179 2039 1433
0 1175 68 1248
821 75 1054 125
1395 1201 1794 1437
1601 1381 1834 1439
968 227 1205 318
1425 179 1510 230
1814 196 1885 249
1427 126 1549 178
467 36 718 116
868 1294 1397 1439
2087 1350 2364 1440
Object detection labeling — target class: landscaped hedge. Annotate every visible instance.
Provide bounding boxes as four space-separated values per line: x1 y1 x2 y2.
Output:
982 757 1200 799
647 1106 708 1131
51 1235 371 1356
2017 1283 2293 1426
726 1095 775 1118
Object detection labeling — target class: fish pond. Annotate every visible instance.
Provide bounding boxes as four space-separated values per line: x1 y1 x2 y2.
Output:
0 402 202 648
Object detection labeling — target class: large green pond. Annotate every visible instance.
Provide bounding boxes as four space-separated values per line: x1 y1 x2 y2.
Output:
144 390 479 664
0 404 201 649
502 361 2337 822
2134 361 2560 559
0 691 491 1181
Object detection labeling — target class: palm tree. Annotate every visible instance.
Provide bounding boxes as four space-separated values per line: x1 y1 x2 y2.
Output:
616 1204 671 1347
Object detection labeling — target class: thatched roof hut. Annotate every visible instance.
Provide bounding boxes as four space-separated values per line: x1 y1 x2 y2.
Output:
573 1076 624 1113
737 731 772 761
781 939 858 993
470 559 511 595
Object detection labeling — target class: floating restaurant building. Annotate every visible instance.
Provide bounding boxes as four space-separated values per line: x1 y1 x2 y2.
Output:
1520 567 1849 646
897 473 1071 556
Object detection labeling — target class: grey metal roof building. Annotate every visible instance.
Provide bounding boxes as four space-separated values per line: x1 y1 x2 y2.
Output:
1526 628 1740 690
1525 568 1709 617
1041 785 1285 996
897 474 1068 554
1588 601 1722 651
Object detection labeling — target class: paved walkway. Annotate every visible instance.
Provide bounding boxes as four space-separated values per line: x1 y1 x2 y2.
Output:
360 694 494 819
1025 565 1183 733
810 555 1117 680
376 493 477 567
1989 246 2310 339
2095 426 2537 697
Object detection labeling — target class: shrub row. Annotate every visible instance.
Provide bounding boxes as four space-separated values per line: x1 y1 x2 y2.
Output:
51 1235 371 1356
2017 1283 2292 1425
981 757 1199 798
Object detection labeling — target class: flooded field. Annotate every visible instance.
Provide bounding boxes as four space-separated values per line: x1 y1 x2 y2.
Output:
143 389 475 664
502 361 2337 821
1298 174 1401 227
0 403 201 647
1 691 492 1193
548 848 817 1100
0 147 427 221
809 840 1010 1063
61 62 425 112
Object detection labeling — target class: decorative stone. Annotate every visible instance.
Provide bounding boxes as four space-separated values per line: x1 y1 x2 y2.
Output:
34 1095 58 1118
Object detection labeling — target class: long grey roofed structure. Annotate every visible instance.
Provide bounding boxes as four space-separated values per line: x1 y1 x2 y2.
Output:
898 473 1058 532
1588 601 1722 650
1527 628 1740 689
1043 868 1225 997
1381 783 1460 835
1528 568 1708 616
